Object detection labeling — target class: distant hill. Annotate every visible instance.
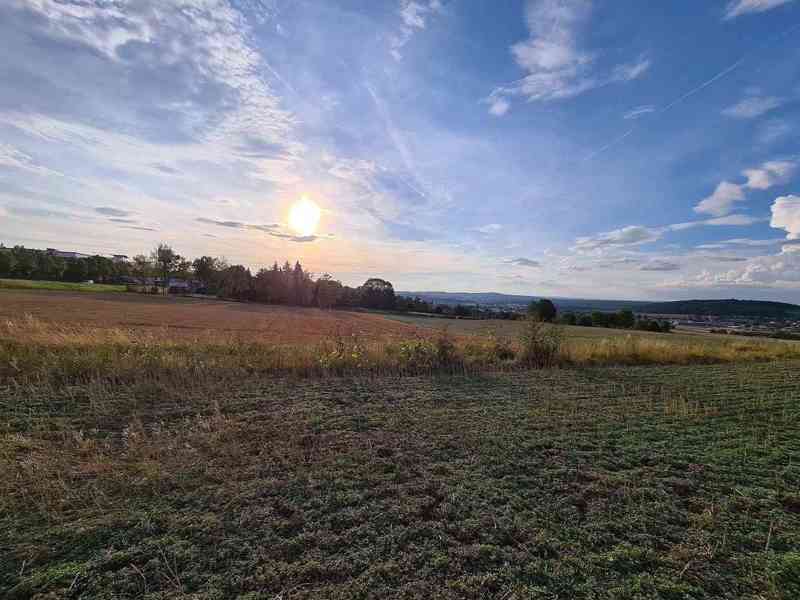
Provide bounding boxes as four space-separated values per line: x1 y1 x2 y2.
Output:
398 292 800 319
636 299 800 319
397 291 644 313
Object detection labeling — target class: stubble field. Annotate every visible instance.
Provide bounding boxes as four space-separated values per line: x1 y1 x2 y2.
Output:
0 290 423 344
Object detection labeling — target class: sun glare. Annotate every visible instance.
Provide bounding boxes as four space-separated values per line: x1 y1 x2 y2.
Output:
288 197 321 237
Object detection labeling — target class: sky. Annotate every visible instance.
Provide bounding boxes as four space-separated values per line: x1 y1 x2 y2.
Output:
1 0 800 301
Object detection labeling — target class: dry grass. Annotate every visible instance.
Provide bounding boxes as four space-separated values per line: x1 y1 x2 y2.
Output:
2 314 800 387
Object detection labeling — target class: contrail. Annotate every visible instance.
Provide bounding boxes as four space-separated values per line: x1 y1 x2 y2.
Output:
582 128 635 162
660 57 745 113
583 20 800 161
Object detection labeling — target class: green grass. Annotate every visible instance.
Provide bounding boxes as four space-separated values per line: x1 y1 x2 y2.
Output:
2 361 800 598
0 279 127 293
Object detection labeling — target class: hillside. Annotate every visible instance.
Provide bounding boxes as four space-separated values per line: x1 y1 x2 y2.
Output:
637 299 800 319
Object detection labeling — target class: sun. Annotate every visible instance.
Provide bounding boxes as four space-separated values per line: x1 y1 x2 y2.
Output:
288 196 321 237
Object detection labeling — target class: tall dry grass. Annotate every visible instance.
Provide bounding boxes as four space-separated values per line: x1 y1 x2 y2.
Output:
2 315 800 386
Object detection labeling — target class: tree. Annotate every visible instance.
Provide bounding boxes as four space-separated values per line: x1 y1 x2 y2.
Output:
86 255 113 282
360 278 396 310
578 314 593 327
193 256 224 292
559 312 577 326
617 309 635 329
151 243 181 286
454 304 471 317
591 311 609 328
11 246 35 279
218 265 252 300
0 250 16 277
63 259 88 282
131 255 153 286
253 268 272 302
531 299 557 322
315 274 342 309
33 252 65 281
174 259 194 280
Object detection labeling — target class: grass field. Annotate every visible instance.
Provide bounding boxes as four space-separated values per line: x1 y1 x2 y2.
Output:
2 290 800 598
2 362 799 598
0 279 127 293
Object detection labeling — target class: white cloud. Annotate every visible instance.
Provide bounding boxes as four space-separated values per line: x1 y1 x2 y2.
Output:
722 95 784 119
694 181 745 217
612 56 652 82
574 212 764 254
724 0 795 19
694 160 797 216
507 257 540 267
640 259 680 271
759 119 794 145
671 214 765 230
0 143 63 177
474 223 503 234
696 237 785 249
623 105 656 120
573 225 662 252
488 98 511 117
770 195 800 239
487 0 649 113
391 1 443 61
400 1 428 28
705 246 800 285
743 160 796 189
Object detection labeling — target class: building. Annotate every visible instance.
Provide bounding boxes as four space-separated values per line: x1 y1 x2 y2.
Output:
46 248 92 260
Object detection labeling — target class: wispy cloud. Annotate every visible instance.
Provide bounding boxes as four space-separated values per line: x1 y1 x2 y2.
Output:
95 206 133 218
640 259 681 271
573 225 662 252
0 143 62 177
487 0 650 115
195 217 331 243
506 257 541 267
389 0 444 61
724 0 796 20
696 237 786 249
623 105 657 120
575 214 766 253
473 223 503 235
722 95 785 118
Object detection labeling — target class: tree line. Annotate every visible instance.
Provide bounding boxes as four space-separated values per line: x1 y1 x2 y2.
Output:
0 245 130 283
523 300 672 332
0 242 398 310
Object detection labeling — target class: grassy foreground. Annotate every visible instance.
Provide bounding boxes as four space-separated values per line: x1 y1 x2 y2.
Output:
2 362 800 598
0 279 127 293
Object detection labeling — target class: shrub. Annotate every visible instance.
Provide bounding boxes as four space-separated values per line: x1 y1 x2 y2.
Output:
517 319 562 368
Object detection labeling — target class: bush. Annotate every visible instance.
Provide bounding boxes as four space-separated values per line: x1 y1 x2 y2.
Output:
518 319 562 368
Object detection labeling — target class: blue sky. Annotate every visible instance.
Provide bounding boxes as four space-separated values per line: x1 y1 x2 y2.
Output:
1 0 799 300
